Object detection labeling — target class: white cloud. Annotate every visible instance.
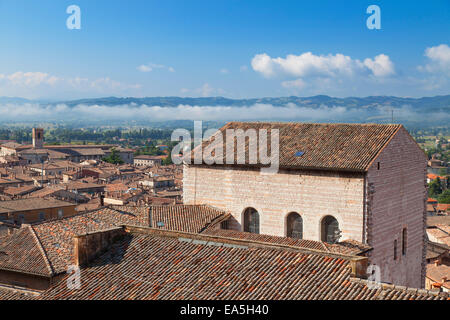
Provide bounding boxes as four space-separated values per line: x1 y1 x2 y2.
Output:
251 52 395 79
251 53 276 77
363 54 395 77
137 63 175 73
137 65 153 72
6 71 60 87
1 102 447 124
220 68 229 74
419 44 450 75
251 51 396 94
0 71 142 98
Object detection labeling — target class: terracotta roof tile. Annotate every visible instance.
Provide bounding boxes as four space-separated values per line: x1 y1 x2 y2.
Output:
202 229 371 255
28 229 448 300
189 122 403 172
0 226 53 277
1 205 228 275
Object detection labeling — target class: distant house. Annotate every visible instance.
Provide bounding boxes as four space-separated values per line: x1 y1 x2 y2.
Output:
28 160 81 176
134 155 163 167
0 198 76 225
64 181 105 195
139 176 175 192
427 173 446 184
2 185 40 198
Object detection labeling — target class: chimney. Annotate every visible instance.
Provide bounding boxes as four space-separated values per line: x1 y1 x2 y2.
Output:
73 227 125 267
442 276 447 282
435 259 441 266
349 256 369 279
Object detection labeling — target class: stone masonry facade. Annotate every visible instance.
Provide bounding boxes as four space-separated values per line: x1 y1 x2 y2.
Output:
365 127 427 288
184 166 365 242
183 126 427 288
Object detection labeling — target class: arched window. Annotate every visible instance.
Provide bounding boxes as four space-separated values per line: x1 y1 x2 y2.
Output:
286 212 303 239
243 207 259 234
321 215 340 244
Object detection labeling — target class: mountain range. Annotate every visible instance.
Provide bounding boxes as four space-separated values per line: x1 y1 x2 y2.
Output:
0 95 448 128
0 94 448 111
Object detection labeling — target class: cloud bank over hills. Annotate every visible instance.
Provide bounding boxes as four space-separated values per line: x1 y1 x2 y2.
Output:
0 95 448 127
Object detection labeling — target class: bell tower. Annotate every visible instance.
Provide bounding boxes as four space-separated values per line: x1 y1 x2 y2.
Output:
32 128 44 149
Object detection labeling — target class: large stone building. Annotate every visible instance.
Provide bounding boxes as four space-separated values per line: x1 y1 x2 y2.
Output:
183 122 428 288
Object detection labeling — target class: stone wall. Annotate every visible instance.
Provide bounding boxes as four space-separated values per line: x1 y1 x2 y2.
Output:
184 165 365 242
366 127 427 288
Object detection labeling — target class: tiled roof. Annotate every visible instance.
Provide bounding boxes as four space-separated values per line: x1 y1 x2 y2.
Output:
29 228 448 300
105 183 129 193
69 148 105 156
0 287 39 300
189 122 403 172
427 215 450 227
46 149 70 159
134 155 163 160
1 205 228 276
427 225 450 247
0 227 53 277
0 198 75 212
64 181 105 190
148 205 229 233
18 149 49 155
27 186 65 198
426 263 450 289
201 229 372 256
44 144 115 150
0 142 23 150
30 207 152 274
2 185 39 196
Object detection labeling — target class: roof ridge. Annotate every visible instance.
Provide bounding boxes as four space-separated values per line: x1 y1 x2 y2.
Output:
364 124 403 170
124 225 366 261
227 121 403 127
31 205 113 227
29 225 55 276
349 277 449 299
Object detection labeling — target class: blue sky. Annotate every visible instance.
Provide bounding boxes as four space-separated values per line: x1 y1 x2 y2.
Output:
0 0 449 99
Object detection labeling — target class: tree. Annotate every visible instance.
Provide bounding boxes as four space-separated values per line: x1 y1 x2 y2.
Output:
428 177 443 198
102 148 124 164
162 156 173 166
437 189 450 204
